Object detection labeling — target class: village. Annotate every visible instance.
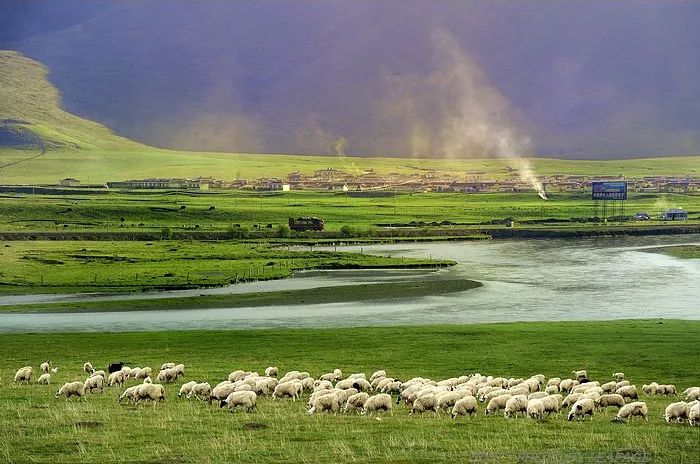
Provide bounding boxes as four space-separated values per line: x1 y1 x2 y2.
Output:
57 168 700 195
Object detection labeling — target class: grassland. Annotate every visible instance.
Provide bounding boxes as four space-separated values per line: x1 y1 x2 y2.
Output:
647 245 700 259
0 320 698 463
1 190 698 233
0 240 453 295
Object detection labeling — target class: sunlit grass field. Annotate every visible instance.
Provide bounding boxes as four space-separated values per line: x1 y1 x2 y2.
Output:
0 321 698 463
0 190 698 232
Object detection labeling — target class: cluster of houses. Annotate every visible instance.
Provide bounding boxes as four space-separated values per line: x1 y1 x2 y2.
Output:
59 170 700 195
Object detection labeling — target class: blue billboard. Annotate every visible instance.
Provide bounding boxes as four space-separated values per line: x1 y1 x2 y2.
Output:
592 181 627 200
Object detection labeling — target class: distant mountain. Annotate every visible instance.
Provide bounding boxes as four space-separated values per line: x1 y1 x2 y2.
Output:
2 0 699 159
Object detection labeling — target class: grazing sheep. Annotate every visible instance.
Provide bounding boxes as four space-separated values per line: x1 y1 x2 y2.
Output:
308 392 341 414
314 380 334 392
344 392 370 413
657 384 677 396
601 381 618 394
483 388 510 403
118 385 140 404
541 395 562 415
616 385 638 402
172 364 185 379
381 381 403 395
210 383 237 405
51 367 58 374
91 370 106 379
300 377 315 392
613 402 648 422
108 370 126 387
683 387 700 402
160 362 175 371
273 380 303 401
178 381 198 398
84 375 104 393
264 366 278 378
612 372 625 382
546 377 561 388
156 368 178 384
362 393 393 416
374 377 393 391
665 402 690 424
451 396 478 419
37 373 51 385
567 398 595 421
83 362 94 374
559 379 578 393
134 383 165 403
143 376 152 384
615 380 630 389
504 395 528 418
689 401 700 426
370 370 387 382
108 362 124 373
228 370 247 383
221 391 257 413
129 367 142 379
135 367 152 380
333 369 343 380
55 381 86 400
485 394 512 415
319 372 337 382
527 399 545 420
188 382 211 401
642 383 659 396
598 394 625 409
40 361 51 374
572 370 588 381
254 377 278 396
528 392 548 400
437 391 466 411
14 366 33 384
545 385 559 395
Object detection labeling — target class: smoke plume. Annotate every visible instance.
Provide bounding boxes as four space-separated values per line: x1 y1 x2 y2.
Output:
378 29 546 198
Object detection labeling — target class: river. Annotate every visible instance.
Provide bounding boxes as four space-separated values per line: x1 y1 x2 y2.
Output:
0 235 698 332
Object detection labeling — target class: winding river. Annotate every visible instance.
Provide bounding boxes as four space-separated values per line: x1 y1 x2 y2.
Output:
0 235 698 332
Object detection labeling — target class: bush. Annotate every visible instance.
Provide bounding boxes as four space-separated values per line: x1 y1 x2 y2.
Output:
228 224 250 239
161 227 173 240
275 224 291 238
339 225 356 237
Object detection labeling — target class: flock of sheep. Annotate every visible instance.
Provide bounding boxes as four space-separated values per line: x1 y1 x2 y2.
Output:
11 362 700 426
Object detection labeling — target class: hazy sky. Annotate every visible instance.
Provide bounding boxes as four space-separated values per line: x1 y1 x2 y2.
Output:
1 0 699 159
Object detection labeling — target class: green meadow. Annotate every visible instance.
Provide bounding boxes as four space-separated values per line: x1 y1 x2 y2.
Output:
0 321 698 463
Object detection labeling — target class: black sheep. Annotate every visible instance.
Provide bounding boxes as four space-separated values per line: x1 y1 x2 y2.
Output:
108 361 124 373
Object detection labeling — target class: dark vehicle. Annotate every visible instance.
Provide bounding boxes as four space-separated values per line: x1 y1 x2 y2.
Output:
634 212 650 221
289 217 324 231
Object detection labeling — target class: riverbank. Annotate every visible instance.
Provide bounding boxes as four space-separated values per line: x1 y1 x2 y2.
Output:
0 320 697 463
0 240 455 295
644 244 700 259
0 279 481 313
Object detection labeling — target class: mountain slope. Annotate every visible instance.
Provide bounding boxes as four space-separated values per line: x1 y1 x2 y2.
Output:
0 50 142 151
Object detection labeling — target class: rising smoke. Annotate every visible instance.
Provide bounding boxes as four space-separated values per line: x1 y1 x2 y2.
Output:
378 29 547 199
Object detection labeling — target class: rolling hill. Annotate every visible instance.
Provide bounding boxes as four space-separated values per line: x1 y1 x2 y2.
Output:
1 50 699 185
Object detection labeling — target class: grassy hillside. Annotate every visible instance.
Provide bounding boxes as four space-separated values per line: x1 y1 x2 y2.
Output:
0 321 698 463
1 50 699 185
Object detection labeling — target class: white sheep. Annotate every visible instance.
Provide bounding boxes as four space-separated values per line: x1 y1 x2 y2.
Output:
135 367 152 380
227 370 246 383
40 361 51 374
129 367 142 379
597 394 625 409
567 398 595 421
156 368 178 384
546 377 561 388
160 362 175 370
689 401 699 426
121 366 131 377
14 366 33 384
308 392 341 414
83 362 94 374
178 381 198 398
91 370 106 379
362 393 392 416
188 382 211 401
254 377 278 396
684 387 700 402
221 391 257 412
485 394 512 415
665 402 689 423
541 395 562 416
612 372 625 382
134 383 165 403
84 375 104 393
381 381 403 395
616 385 638 401
264 366 278 378
572 370 588 381
37 373 51 385
108 370 126 387
209 383 237 405
527 399 545 420
314 380 334 392
272 380 303 401
601 381 618 394
545 385 559 395
528 392 548 400
370 370 386 382
118 385 140 403
613 401 648 422
344 392 370 413
55 381 85 400
559 379 578 393
642 382 659 396
615 380 630 389
143 376 152 384
451 395 478 419
300 377 315 391
657 384 677 396
504 395 528 418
